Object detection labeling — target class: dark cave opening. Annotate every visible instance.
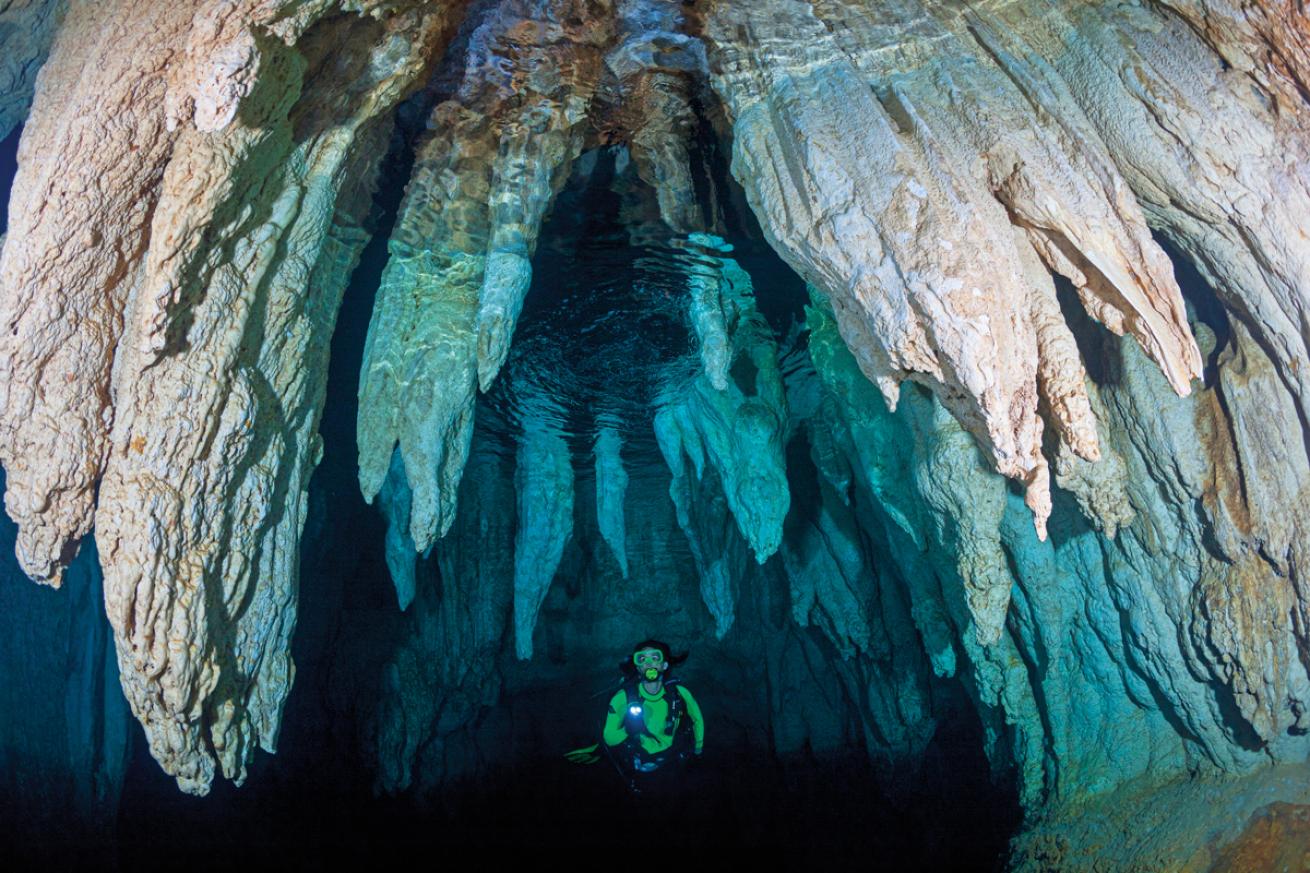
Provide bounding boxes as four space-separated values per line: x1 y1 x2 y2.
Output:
0 124 19 237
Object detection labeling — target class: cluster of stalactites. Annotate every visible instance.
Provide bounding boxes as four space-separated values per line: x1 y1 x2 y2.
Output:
5 0 1310 803
359 0 715 571
699 0 1211 540
655 240 789 637
0 0 461 794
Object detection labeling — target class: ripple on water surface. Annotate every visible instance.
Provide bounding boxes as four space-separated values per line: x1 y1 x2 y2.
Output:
482 235 742 467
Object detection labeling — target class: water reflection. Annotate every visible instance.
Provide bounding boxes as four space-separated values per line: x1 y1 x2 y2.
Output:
478 147 805 471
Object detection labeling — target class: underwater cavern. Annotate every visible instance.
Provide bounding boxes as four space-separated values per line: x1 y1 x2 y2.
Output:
3 0 1310 869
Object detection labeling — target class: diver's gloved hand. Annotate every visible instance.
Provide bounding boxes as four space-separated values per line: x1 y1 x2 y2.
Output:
565 744 601 765
685 748 704 770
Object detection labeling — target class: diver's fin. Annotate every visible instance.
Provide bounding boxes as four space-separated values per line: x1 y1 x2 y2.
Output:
565 743 601 764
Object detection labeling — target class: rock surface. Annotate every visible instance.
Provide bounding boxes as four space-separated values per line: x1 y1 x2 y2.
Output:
1 1 463 793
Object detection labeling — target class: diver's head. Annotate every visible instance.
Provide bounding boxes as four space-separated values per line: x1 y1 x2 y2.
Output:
620 638 687 682
632 642 669 683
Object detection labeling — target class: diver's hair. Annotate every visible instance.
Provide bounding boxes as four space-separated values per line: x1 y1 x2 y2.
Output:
619 638 688 678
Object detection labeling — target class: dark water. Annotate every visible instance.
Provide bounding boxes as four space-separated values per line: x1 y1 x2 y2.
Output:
483 144 809 470
95 732 1016 872
0 124 20 236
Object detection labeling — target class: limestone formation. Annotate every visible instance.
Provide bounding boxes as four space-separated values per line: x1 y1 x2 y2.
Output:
684 233 733 391
512 409 574 659
380 448 422 611
1158 0 1310 110
4 2 1310 846
470 0 613 392
0 1 461 793
971 0 1310 441
358 0 611 559
604 0 705 233
593 421 629 578
699 0 1204 540
656 247 788 635
355 105 485 554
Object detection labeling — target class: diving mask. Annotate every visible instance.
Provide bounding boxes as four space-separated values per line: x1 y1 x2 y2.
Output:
633 648 665 681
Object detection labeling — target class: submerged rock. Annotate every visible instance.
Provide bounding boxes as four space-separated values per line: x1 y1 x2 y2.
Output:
656 247 788 635
512 407 575 660
593 421 630 579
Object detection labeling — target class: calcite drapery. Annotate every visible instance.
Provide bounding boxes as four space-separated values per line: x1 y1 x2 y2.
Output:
0 1 461 793
512 408 575 659
698 0 1203 540
358 0 610 556
656 242 788 636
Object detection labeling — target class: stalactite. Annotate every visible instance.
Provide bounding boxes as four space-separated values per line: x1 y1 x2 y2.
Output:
4 1 1310 841
379 448 421 611
593 421 629 578
512 408 575 660
684 233 732 391
355 107 485 554
655 250 788 635
472 0 613 392
699 0 1204 540
0 1 200 586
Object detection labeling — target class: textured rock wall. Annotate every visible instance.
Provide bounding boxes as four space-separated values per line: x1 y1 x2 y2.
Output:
807 271 1310 812
0 1 465 793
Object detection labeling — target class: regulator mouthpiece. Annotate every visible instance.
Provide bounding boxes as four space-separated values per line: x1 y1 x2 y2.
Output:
644 668 659 681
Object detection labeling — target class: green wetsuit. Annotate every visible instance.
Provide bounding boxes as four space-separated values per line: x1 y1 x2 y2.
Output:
603 681 704 756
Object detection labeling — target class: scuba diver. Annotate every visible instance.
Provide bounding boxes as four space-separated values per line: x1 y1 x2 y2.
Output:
566 639 704 794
